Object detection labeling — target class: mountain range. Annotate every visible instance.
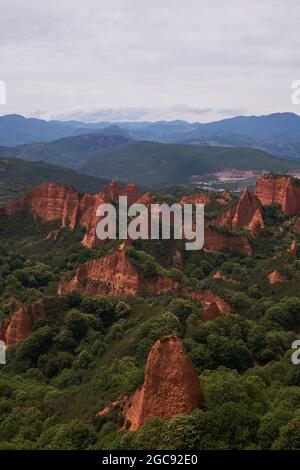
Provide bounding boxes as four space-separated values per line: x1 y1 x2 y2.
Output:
1 133 300 189
1 112 300 160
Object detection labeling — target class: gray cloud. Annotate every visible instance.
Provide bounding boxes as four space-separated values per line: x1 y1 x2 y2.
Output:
0 0 300 122
39 104 234 122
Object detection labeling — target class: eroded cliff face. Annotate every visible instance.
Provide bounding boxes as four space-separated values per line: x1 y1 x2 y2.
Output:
4 181 147 249
254 174 300 215
58 250 180 297
231 188 263 231
5 182 79 229
101 336 203 431
212 188 264 238
58 250 231 317
204 226 252 255
59 250 142 297
4 179 261 253
0 300 45 347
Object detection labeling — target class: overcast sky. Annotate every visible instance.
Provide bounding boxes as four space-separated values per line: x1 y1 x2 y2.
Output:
0 0 300 122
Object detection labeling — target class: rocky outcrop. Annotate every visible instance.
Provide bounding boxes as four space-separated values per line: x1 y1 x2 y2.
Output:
213 271 239 284
4 180 148 249
0 300 45 347
59 250 142 297
5 182 79 228
289 240 298 258
204 226 252 255
57 249 174 296
254 174 300 215
212 188 264 238
100 336 203 431
179 193 212 206
59 250 231 316
268 270 288 285
201 301 222 322
231 188 263 230
247 208 265 237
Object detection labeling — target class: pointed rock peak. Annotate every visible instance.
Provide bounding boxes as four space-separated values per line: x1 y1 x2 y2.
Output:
248 207 265 237
99 336 204 431
241 186 251 198
0 300 45 347
231 186 262 231
128 335 203 430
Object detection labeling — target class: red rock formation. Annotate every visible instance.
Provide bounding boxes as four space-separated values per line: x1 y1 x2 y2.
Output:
212 271 239 284
254 174 300 215
5 182 79 228
101 336 203 431
204 226 252 255
59 250 231 316
103 181 145 205
4 180 149 249
268 270 288 285
59 250 142 297
58 250 185 298
186 289 231 315
201 302 222 322
213 188 264 237
231 188 263 230
179 193 212 206
0 300 45 347
289 240 298 258
247 208 265 237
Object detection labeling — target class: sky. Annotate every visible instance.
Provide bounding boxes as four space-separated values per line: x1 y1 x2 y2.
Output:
0 0 300 122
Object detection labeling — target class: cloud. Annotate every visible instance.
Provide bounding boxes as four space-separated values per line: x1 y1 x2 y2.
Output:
36 104 244 123
0 0 300 120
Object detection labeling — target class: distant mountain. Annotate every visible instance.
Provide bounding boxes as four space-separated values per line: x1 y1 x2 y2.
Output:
79 140 300 188
0 114 78 146
0 114 129 146
0 156 110 205
2 113 300 160
0 133 131 169
191 113 300 140
1 130 300 188
2 112 300 166
118 113 300 160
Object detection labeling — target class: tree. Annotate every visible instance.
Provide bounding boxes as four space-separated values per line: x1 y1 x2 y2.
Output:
64 309 89 340
169 298 195 322
257 407 294 449
38 419 96 450
273 416 300 450
115 301 132 319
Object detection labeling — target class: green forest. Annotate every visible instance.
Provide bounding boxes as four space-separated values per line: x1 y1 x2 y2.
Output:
1 197 300 450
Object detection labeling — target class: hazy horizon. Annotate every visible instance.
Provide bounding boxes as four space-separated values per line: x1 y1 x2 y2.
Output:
1 110 300 125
